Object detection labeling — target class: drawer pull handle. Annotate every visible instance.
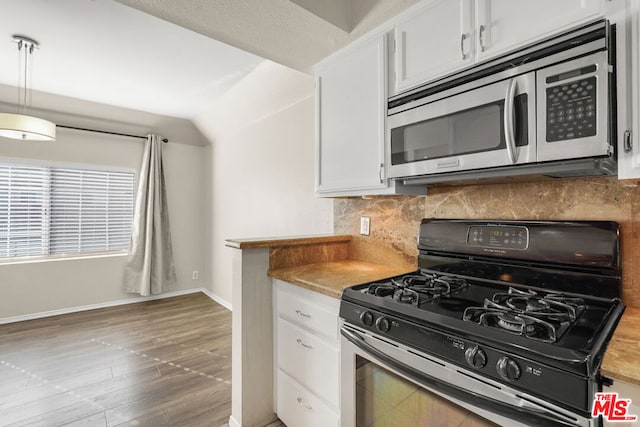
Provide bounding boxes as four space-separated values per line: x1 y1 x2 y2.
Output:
296 396 313 410
296 338 313 349
295 309 311 319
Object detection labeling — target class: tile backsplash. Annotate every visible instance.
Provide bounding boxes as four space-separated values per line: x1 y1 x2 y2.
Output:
334 177 640 307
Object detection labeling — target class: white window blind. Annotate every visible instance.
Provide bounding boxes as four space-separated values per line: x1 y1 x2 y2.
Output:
0 164 48 257
0 161 134 259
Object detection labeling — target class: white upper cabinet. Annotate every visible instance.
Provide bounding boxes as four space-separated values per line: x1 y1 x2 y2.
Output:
393 0 473 94
315 33 423 196
391 0 605 96
315 35 386 195
475 0 604 61
616 0 640 180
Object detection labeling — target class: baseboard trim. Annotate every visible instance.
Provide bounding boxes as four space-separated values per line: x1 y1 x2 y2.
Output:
0 287 232 325
201 288 233 311
228 415 241 427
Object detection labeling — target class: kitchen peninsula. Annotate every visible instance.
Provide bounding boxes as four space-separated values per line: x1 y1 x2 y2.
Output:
224 234 414 427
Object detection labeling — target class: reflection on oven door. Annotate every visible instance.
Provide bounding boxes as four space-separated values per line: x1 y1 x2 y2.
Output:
355 355 499 426
340 325 593 427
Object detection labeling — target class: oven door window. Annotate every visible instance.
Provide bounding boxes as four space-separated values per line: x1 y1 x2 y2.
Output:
390 95 528 166
356 355 498 426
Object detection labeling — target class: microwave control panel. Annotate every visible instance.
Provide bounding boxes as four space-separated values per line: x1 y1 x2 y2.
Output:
545 64 597 143
466 225 529 250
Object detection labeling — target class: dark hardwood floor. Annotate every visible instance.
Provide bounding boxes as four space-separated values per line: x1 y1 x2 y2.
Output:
0 292 233 427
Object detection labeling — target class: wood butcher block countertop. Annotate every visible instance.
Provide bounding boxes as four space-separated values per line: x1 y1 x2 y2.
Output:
601 307 640 386
269 260 413 299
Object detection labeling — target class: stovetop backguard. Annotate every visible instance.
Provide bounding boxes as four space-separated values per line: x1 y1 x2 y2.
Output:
418 219 622 299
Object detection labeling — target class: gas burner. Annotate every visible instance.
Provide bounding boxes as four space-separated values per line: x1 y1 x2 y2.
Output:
367 283 396 297
463 288 584 343
468 307 560 342
394 288 420 305
364 271 469 306
497 312 536 333
401 274 431 287
492 288 586 322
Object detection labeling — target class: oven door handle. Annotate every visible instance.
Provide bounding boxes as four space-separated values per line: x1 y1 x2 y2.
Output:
341 327 575 427
504 77 519 164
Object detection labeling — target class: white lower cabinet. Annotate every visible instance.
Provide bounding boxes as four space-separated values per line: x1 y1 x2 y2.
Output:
274 279 340 427
277 319 340 408
277 370 339 427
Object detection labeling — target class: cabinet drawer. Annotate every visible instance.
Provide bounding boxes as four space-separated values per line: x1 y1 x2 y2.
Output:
276 284 339 340
278 318 339 407
277 369 339 427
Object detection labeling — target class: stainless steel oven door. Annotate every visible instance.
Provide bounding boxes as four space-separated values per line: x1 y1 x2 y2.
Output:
340 323 597 427
536 51 611 162
387 72 536 179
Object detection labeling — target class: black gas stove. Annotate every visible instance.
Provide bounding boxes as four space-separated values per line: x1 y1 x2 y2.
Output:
340 219 625 427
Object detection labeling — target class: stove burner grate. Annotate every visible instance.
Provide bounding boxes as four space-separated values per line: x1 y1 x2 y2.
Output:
365 272 469 306
463 288 586 343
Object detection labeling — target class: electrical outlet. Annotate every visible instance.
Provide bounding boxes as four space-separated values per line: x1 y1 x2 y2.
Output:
360 216 370 236
192 270 199 280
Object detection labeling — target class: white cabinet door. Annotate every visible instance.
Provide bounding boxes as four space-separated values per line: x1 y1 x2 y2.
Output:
274 280 341 426
394 0 473 94
277 370 339 427
475 0 604 61
277 318 339 407
316 34 387 195
277 287 339 340
618 0 640 180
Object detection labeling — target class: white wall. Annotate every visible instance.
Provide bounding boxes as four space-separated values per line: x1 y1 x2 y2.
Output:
194 61 334 305
0 113 207 319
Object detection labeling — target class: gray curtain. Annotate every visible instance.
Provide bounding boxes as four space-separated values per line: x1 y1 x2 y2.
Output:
124 134 177 296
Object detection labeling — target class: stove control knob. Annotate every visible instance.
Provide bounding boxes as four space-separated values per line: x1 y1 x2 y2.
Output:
360 311 374 327
375 316 391 333
496 356 521 381
464 346 487 369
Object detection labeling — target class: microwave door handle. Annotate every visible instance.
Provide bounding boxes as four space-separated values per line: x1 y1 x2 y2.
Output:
504 78 519 164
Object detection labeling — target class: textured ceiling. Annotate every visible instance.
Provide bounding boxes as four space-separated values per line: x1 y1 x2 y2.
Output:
0 0 419 122
114 0 419 72
0 0 263 119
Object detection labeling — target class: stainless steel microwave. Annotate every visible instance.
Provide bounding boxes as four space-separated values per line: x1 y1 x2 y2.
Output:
387 20 617 186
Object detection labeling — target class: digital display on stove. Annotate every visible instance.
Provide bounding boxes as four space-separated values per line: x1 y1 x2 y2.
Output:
467 225 528 250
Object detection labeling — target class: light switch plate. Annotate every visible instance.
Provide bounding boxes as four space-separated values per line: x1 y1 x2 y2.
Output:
360 216 370 236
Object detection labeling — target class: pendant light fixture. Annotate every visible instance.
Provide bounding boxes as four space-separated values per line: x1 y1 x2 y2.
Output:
0 35 56 141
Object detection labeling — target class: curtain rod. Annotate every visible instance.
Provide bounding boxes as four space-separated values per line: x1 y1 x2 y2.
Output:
57 124 169 143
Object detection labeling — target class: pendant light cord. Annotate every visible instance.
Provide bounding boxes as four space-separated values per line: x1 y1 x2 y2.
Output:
27 41 33 110
15 38 37 114
16 39 21 113
23 40 28 112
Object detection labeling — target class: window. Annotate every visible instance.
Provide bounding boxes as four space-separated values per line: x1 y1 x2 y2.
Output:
0 161 135 259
